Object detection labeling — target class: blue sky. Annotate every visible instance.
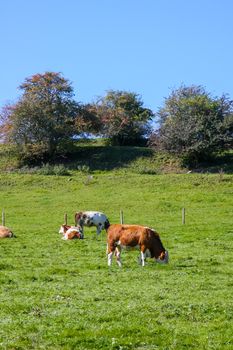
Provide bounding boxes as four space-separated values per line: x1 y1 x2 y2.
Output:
1 0 233 112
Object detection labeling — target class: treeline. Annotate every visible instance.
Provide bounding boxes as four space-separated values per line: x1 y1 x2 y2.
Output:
0 72 233 166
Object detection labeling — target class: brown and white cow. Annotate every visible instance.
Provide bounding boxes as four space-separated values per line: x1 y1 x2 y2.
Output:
0 225 14 238
74 211 110 237
59 224 83 240
107 224 168 267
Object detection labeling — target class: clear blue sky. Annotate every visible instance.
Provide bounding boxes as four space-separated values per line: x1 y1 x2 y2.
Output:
1 0 233 112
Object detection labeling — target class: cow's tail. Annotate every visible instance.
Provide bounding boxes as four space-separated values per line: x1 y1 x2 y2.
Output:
104 219 110 230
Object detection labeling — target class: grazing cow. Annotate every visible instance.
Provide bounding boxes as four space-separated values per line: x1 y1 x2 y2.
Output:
0 225 14 238
107 224 168 267
74 211 110 237
59 224 83 240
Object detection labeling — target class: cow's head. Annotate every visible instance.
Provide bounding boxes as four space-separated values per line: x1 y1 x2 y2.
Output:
156 250 169 264
150 231 169 264
59 224 70 235
75 212 83 225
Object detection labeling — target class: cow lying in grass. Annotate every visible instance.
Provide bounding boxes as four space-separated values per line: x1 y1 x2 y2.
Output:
0 225 14 238
107 224 168 267
59 224 83 240
74 211 110 237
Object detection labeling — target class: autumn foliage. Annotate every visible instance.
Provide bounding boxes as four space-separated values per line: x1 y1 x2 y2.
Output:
1 73 233 166
91 90 154 145
0 72 80 162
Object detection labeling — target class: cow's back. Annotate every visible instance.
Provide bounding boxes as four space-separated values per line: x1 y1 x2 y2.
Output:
107 224 143 244
75 211 107 223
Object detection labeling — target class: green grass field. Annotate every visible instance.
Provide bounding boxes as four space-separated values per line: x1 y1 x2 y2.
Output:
0 168 233 350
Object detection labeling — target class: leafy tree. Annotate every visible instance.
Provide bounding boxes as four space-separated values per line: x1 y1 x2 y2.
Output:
0 104 14 143
93 90 154 145
0 72 79 162
74 104 102 136
150 85 233 165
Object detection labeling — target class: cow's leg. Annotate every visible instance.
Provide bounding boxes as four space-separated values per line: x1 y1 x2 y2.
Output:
115 247 122 267
108 251 114 266
140 245 148 266
96 223 103 235
140 251 147 266
140 246 148 266
107 241 115 266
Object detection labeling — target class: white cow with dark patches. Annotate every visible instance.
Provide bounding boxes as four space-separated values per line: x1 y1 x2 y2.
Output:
74 211 110 237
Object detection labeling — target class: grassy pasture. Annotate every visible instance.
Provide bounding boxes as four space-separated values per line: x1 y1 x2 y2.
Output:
0 171 233 349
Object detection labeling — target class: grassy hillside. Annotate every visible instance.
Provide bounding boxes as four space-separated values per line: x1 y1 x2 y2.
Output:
0 170 233 349
1 140 233 175
0 141 183 174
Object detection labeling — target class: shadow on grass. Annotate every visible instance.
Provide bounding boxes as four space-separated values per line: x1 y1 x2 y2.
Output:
65 146 233 174
1 141 232 174
193 152 233 174
65 145 154 171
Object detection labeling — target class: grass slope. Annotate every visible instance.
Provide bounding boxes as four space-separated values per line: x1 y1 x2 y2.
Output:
1 140 232 174
0 171 233 349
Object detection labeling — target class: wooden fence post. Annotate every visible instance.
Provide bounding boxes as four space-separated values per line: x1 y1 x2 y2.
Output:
2 209 5 226
182 208 186 224
120 210 124 224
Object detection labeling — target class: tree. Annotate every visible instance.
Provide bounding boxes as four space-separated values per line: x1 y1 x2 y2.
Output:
150 85 233 165
93 90 154 145
0 104 14 143
74 103 102 136
0 72 80 162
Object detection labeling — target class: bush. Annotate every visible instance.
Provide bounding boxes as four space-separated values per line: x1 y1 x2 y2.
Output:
151 85 233 166
76 165 90 174
17 163 70 176
38 164 69 176
91 90 154 146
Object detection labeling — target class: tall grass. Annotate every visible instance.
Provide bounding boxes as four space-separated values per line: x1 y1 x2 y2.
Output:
0 171 233 349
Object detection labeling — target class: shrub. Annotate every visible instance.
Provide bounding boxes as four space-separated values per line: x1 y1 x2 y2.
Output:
150 85 233 166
